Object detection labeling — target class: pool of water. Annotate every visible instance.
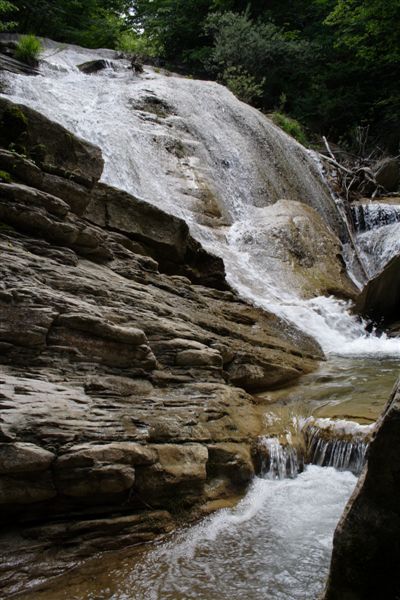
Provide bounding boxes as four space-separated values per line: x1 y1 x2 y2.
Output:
257 356 399 426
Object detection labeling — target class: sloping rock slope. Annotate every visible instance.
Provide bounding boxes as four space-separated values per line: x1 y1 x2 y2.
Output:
0 98 323 595
323 379 400 600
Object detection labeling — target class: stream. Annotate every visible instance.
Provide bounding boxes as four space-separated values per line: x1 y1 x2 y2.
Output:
16 357 397 600
1 40 399 600
19 468 356 600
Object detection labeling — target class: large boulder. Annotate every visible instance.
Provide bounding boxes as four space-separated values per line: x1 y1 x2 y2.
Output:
323 379 400 600
355 254 400 325
232 199 358 299
0 52 39 76
77 59 113 74
85 183 229 288
374 157 400 192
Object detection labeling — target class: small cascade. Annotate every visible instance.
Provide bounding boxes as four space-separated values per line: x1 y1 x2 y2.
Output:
258 437 303 479
303 418 372 476
351 203 400 233
258 418 373 479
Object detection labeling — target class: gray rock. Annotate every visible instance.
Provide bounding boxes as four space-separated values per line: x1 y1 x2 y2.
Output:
0 443 55 474
374 157 400 192
85 183 229 288
0 306 57 348
55 464 135 497
0 52 39 76
0 97 104 186
78 59 113 74
56 443 157 469
323 379 400 600
207 443 255 485
0 472 56 504
355 254 400 325
135 444 208 505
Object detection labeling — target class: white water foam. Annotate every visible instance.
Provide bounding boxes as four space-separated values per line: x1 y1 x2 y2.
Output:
97 467 356 600
2 42 400 356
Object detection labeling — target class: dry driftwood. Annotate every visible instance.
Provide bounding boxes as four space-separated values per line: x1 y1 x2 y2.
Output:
319 135 398 202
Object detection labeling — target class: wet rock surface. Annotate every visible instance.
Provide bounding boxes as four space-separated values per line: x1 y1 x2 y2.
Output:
323 379 400 600
232 199 358 300
0 100 323 596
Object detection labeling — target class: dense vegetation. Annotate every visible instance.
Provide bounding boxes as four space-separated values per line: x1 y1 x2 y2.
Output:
1 0 399 150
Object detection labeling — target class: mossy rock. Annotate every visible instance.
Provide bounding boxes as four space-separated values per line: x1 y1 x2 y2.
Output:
0 170 12 183
0 106 28 150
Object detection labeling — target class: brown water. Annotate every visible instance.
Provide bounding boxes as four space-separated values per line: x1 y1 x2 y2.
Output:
258 355 399 425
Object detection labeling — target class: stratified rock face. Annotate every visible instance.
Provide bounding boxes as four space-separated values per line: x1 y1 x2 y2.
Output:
323 379 400 600
0 100 323 596
0 97 104 186
355 254 400 324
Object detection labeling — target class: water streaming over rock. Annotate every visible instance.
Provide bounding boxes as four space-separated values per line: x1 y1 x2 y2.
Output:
258 416 371 480
303 418 371 475
2 40 400 356
36 466 356 600
259 437 302 479
352 203 400 232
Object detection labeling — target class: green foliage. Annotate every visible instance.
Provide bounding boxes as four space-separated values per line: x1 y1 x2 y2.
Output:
10 0 132 49
117 31 161 57
0 0 17 31
205 10 312 108
15 34 42 64
222 66 265 105
0 170 12 183
270 112 308 146
132 0 214 67
326 0 400 65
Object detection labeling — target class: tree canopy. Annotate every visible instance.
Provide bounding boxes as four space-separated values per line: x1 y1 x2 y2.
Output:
0 0 398 150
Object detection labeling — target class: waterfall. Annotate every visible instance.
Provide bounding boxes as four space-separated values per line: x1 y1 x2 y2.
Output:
303 418 371 476
259 437 302 480
352 203 400 232
354 203 400 277
2 40 400 356
259 417 372 479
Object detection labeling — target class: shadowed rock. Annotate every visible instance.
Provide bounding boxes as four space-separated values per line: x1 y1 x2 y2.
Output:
355 254 400 325
0 97 104 186
78 59 114 74
323 379 400 600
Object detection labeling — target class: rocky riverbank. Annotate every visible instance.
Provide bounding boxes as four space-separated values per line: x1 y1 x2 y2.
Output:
0 97 323 596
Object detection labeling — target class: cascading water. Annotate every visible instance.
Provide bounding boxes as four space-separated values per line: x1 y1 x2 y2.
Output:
354 202 400 278
259 437 301 479
2 40 400 356
352 202 400 232
257 415 371 480
302 418 371 476
27 432 360 600
1 41 399 599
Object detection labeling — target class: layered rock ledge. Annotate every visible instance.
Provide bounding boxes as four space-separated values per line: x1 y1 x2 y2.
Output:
0 98 323 596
